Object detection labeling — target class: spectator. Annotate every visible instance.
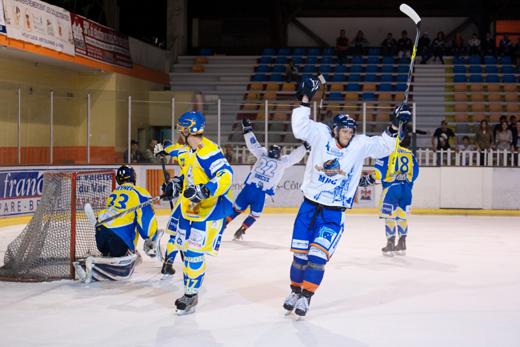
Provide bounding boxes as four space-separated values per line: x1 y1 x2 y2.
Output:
515 121 520 151
510 115 518 150
467 33 481 56
432 120 456 150
458 135 476 165
143 139 160 164
285 58 299 82
335 29 349 64
452 32 465 56
193 91 204 112
475 119 493 165
224 144 234 164
418 32 432 64
432 31 446 64
482 32 496 56
493 115 508 140
352 30 368 55
124 140 143 164
381 32 397 56
397 30 413 58
495 120 513 150
498 34 513 57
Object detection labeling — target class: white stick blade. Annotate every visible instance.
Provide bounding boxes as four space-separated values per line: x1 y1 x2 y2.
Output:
84 203 98 227
318 74 327 84
400 4 421 24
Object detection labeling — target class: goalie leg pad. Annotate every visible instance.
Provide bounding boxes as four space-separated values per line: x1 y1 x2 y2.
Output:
82 253 141 283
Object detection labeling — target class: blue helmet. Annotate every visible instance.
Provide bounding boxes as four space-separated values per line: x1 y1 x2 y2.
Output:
177 111 206 136
116 165 136 185
332 114 357 132
268 144 281 159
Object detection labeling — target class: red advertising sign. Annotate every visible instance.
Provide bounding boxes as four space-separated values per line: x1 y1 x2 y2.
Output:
71 13 132 68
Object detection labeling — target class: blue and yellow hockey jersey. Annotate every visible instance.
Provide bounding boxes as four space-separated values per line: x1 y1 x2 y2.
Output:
164 137 233 222
97 183 158 251
374 145 419 188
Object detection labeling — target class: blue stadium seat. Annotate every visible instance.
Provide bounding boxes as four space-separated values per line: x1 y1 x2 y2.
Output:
485 75 499 83
293 48 305 56
351 56 363 64
329 92 344 101
361 92 377 101
320 65 332 73
396 74 408 82
502 65 514 74
348 74 361 82
321 74 331 82
500 56 512 64
469 74 483 83
346 83 361 91
199 48 213 56
292 57 303 65
301 73 312 79
399 57 410 64
252 74 267 81
256 65 270 73
368 47 381 56
379 83 393 92
485 65 498 74
335 65 347 73
262 48 275 56
453 56 465 64
270 74 284 82
380 75 393 82
259 56 272 64
503 74 516 83
274 56 288 64
469 66 482 73
303 65 317 73
271 65 285 73
308 48 321 56
468 55 481 65
454 75 467 83
365 74 377 82
454 65 466 74
350 65 362 73
277 48 290 56
397 65 409 73
395 83 407 91
381 65 394 73
366 65 378 73
323 47 335 56
306 57 318 65
383 56 394 65
322 56 333 64
484 56 497 64
367 56 379 64
332 74 346 82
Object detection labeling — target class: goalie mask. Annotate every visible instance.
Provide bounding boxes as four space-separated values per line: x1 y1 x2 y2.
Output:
331 114 357 148
268 144 281 159
116 165 136 185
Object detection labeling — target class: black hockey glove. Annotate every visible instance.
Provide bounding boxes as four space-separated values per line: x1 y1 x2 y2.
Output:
296 76 321 102
391 103 412 128
242 118 253 134
358 174 376 187
303 141 311 151
184 184 211 204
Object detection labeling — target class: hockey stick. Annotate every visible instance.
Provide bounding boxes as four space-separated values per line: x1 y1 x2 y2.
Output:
159 156 174 210
389 3 422 175
318 73 327 110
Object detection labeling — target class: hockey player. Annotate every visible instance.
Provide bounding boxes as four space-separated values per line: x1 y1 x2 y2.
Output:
283 76 411 317
73 165 159 283
227 118 308 240
155 111 233 314
359 131 419 256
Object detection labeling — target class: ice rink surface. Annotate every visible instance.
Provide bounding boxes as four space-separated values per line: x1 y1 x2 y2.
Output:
1 214 519 347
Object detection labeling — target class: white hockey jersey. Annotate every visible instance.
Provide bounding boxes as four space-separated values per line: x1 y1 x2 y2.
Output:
291 106 396 208
243 132 306 195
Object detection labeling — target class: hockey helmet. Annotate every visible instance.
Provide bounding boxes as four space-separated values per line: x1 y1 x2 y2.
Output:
268 144 281 159
116 165 136 185
177 111 206 136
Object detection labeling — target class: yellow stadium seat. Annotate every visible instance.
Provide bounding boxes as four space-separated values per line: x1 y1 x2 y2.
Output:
472 103 485 113
245 93 259 100
344 93 358 101
330 84 344 91
454 93 467 102
195 57 208 64
506 103 519 112
487 93 502 102
191 65 205 73
487 84 501 92
281 83 295 91
378 92 393 101
265 83 280 91
264 92 277 100
505 93 518 102
455 103 468 113
363 83 377 91
249 83 264 91
504 84 518 92
470 93 485 102
454 113 470 122
469 84 484 92
374 112 390 122
488 103 504 113
454 83 468 92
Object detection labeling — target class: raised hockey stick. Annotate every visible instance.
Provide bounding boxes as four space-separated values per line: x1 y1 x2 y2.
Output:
389 3 422 175
317 73 327 109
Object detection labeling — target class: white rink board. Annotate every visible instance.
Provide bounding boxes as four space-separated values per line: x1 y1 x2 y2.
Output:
1 214 520 347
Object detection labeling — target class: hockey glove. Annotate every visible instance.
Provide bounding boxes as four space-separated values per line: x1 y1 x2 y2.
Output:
303 141 311 151
358 174 376 187
184 184 211 204
296 76 321 102
154 141 168 157
391 103 412 128
242 118 253 134
143 238 158 258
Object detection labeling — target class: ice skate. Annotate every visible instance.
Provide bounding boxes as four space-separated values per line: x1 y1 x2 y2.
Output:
294 295 310 318
175 294 198 315
395 235 407 256
160 260 175 279
233 226 246 240
283 291 300 314
381 236 396 257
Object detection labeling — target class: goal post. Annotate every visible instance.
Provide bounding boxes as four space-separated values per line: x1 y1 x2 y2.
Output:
0 170 115 282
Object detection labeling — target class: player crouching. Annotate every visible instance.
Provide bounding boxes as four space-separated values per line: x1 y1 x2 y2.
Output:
227 118 308 240
73 165 160 283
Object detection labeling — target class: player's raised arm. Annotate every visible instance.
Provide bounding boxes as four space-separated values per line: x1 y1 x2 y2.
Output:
281 143 307 167
242 118 267 159
291 77 327 145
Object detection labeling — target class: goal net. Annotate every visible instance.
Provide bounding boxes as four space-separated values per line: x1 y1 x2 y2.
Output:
0 170 115 282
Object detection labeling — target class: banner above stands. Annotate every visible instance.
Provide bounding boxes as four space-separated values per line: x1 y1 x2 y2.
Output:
2 0 75 55
71 14 132 68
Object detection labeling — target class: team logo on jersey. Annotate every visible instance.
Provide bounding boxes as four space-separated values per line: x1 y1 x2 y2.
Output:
325 142 343 157
315 158 345 177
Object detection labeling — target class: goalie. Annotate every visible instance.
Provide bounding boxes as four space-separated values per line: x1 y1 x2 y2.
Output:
73 165 160 283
